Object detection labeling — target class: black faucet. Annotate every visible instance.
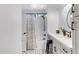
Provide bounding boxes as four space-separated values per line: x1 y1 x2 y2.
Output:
61 27 71 38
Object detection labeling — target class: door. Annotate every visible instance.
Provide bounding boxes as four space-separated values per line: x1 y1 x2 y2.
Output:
22 12 28 52
26 14 36 50
22 13 37 52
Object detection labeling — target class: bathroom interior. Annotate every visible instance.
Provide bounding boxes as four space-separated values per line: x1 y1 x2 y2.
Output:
0 4 79 54
22 4 78 54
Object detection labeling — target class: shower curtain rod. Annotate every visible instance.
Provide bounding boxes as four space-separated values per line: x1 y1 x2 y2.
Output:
26 13 47 15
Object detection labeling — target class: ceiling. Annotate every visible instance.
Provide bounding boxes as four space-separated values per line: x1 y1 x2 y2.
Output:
47 4 67 10
22 4 67 11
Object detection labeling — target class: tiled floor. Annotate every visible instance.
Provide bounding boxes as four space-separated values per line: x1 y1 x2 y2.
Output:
25 49 46 54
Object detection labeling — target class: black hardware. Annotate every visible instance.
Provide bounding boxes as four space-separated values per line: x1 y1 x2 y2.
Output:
71 21 74 30
72 4 75 13
54 46 57 52
63 49 68 53
24 32 26 34
44 34 46 36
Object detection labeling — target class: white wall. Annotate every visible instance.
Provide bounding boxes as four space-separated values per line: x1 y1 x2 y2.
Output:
47 9 59 34
0 5 22 54
72 17 79 54
72 4 79 54
22 4 60 34
59 4 72 31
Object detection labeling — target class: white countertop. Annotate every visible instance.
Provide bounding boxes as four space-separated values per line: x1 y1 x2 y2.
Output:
48 32 72 49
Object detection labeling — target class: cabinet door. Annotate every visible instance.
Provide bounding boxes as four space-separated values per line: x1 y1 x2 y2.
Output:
53 39 61 54
60 44 72 54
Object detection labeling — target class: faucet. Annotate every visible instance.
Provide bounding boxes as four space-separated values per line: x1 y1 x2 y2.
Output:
60 27 71 38
67 31 71 38
62 29 66 36
60 27 66 36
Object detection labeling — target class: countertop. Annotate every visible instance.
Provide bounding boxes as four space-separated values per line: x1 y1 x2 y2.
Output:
48 32 72 49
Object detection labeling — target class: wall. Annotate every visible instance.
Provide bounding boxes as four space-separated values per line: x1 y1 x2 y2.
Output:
47 9 59 34
59 4 72 31
0 5 22 54
72 4 79 54
22 4 59 34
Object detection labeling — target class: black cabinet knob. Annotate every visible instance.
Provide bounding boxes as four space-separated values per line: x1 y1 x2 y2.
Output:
43 38 46 40
54 46 57 52
24 32 26 34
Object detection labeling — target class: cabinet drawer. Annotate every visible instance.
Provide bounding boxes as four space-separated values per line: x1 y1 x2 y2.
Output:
61 45 72 54
53 39 61 54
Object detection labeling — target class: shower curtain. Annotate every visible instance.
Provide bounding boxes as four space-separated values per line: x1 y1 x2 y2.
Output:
35 14 47 53
26 13 47 52
35 15 44 50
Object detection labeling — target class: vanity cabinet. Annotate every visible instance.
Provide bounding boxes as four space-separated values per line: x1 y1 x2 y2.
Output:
53 38 72 54
48 34 72 54
48 34 61 54
60 44 72 54
53 38 61 54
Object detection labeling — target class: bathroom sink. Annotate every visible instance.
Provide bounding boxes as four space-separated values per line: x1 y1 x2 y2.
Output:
48 32 72 48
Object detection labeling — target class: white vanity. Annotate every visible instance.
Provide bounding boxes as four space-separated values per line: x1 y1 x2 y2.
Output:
48 32 72 54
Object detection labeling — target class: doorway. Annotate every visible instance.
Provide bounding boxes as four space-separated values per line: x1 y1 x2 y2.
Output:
22 10 47 54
